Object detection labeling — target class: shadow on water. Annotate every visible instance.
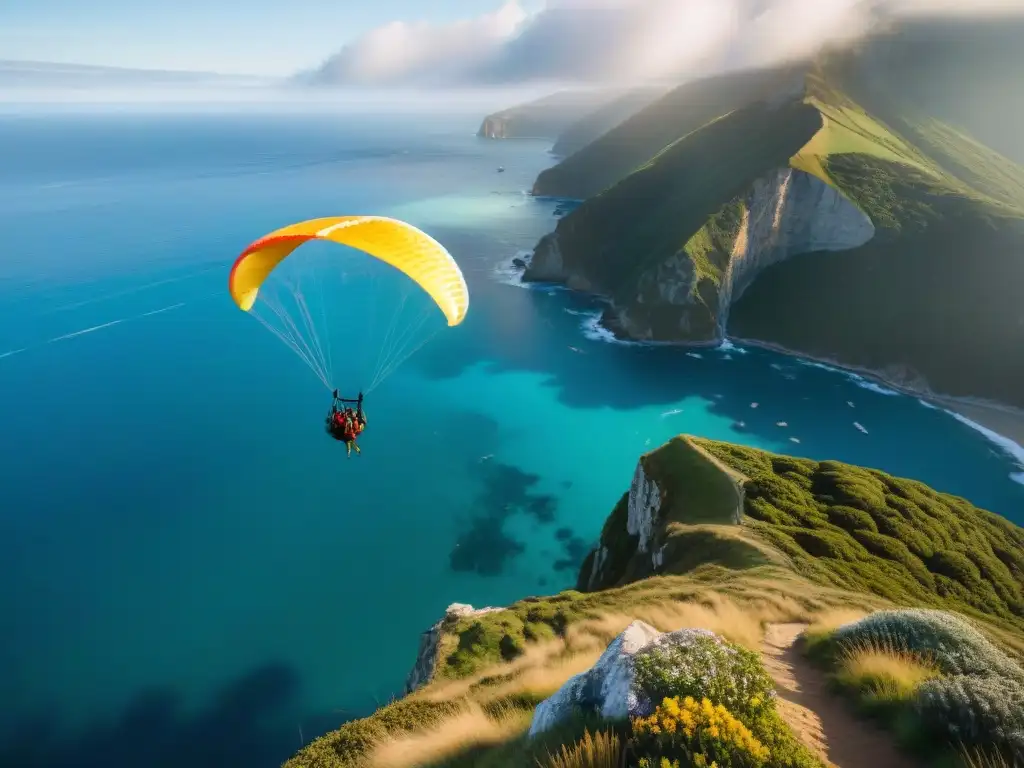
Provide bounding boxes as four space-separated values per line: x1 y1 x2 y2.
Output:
448 456 594 580
0 662 347 768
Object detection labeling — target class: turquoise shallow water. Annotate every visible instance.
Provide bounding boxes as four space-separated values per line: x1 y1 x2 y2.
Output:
1 111 1022 767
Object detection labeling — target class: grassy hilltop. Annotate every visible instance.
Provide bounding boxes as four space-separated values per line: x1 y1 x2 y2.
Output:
283 437 1024 768
522 20 1024 407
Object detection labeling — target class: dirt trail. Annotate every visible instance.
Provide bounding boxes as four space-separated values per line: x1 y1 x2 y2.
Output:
761 623 923 768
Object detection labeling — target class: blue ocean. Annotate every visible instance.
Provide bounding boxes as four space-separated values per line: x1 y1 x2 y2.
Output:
1 109 1022 767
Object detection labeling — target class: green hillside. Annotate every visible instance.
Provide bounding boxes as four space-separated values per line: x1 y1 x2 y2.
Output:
550 86 667 158
532 64 806 198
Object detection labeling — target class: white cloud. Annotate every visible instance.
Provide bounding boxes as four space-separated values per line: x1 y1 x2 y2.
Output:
309 0 1024 86
313 1 528 85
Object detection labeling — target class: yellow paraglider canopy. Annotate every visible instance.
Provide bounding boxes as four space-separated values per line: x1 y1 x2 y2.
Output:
229 216 469 326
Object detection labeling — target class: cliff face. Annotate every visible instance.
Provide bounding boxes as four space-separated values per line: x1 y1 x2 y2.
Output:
582 437 749 592
717 167 875 332
582 458 664 591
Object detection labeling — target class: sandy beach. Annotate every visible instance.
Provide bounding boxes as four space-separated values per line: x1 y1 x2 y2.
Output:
726 336 1024 465
935 398 1024 450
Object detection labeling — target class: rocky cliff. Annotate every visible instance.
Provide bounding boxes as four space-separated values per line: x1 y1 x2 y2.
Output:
522 50 1024 406
581 437 749 592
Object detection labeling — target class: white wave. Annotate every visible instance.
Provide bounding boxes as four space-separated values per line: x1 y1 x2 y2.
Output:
492 250 533 288
0 348 24 360
853 422 869 434
141 302 185 317
854 379 901 396
580 312 640 346
661 408 683 418
686 352 703 359
750 402 759 409
722 353 733 360
48 318 124 342
563 308 589 317
847 401 856 408
777 421 788 427
918 399 939 410
1011 472 1024 487
795 356 902 396
945 409 1024 478
790 437 801 444
796 358 840 373
770 363 783 370
718 338 748 354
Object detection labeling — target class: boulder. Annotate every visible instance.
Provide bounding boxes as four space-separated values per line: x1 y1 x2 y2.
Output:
528 620 661 736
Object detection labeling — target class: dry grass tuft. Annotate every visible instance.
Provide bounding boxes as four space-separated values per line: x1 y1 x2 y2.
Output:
416 639 567 703
836 639 939 702
539 728 623 768
478 649 604 704
960 745 1015 768
565 591 814 652
366 701 531 768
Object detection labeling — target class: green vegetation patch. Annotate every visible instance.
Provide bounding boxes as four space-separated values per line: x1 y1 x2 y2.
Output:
659 524 779 576
633 630 775 720
681 198 746 290
693 439 1024 637
643 437 745 527
283 698 463 768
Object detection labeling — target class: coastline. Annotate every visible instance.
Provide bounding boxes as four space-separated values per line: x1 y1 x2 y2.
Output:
505 210 1024 474
730 336 1024 462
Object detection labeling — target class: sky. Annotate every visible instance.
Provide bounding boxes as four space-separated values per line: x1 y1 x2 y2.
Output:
3 0 1024 82
0 0 540 76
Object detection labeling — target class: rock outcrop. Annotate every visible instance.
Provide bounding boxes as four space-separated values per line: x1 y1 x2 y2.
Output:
529 620 662 735
530 622 750 736
716 168 874 334
405 603 502 694
627 461 661 555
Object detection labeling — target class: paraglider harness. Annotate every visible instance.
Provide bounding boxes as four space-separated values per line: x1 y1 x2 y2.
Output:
325 389 365 442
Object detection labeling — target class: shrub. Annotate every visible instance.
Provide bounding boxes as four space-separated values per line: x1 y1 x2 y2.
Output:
830 609 1023 678
916 675 1024 761
927 550 982 585
789 529 862 561
632 630 775 720
826 506 878 533
851 531 933 587
633 696 770 768
540 728 623 768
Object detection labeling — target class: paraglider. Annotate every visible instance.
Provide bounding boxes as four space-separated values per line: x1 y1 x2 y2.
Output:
229 215 468 453
326 390 366 457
